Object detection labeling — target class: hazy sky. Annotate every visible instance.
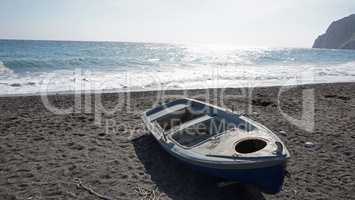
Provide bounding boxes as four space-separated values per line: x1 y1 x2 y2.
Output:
1 0 354 47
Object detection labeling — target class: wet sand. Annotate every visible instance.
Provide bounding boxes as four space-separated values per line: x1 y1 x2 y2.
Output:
0 82 355 200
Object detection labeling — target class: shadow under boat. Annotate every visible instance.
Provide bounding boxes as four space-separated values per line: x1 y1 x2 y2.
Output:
132 134 266 200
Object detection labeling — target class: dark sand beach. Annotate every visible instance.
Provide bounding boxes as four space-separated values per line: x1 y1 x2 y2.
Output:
0 82 355 200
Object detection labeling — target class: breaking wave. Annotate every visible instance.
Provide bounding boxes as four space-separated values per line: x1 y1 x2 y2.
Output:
0 61 13 75
1 39 355 95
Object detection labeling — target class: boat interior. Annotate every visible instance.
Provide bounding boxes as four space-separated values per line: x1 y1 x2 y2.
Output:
171 116 230 147
155 107 205 131
147 102 269 153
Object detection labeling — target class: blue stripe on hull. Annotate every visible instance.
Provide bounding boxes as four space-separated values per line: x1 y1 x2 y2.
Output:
189 163 287 194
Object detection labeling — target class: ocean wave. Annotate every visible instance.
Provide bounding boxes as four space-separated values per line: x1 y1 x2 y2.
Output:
1 59 70 73
0 61 13 75
335 60 355 68
1 40 355 95
0 57 155 74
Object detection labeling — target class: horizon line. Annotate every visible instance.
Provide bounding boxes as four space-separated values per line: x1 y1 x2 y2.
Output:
0 38 310 49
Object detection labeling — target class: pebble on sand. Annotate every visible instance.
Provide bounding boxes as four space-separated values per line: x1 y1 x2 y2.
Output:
305 141 315 148
279 130 287 136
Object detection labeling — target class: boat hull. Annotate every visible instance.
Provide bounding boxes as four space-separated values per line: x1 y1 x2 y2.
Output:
188 161 287 194
154 136 287 194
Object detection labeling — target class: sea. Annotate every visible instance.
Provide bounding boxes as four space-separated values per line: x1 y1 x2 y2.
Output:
1 39 355 95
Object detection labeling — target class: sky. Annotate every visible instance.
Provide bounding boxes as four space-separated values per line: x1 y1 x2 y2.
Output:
0 0 354 47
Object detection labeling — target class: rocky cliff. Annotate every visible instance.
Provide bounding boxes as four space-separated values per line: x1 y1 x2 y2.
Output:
313 14 355 50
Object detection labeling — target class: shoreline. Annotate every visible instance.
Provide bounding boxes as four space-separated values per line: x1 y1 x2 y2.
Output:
0 82 354 199
1 81 355 98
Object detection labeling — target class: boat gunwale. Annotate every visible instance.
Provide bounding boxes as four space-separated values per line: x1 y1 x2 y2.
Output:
158 138 289 170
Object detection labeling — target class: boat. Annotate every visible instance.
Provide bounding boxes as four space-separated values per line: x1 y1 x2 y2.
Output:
142 98 290 194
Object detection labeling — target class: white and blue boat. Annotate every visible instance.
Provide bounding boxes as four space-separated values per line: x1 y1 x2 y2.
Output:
142 98 290 194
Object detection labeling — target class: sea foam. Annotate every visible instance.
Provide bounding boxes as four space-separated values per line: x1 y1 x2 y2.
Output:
1 40 355 95
0 61 13 75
